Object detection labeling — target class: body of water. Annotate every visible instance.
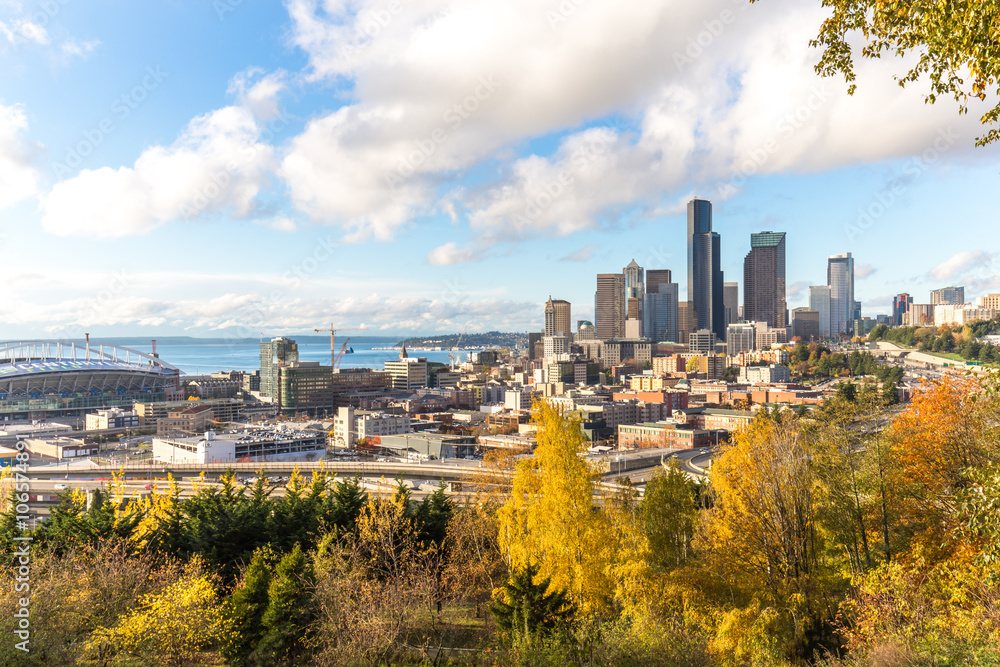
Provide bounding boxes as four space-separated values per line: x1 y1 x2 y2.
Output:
104 338 469 376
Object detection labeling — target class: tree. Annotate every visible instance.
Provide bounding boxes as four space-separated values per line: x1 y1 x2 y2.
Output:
84 557 231 666
638 460 697 571
252 544 316 665
498 401 614 615
686 357 700 372
490 563 576 638
222 546 278 667
762 0 1000 146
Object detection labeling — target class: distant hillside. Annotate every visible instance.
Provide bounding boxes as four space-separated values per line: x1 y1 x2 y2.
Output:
396 331 529 349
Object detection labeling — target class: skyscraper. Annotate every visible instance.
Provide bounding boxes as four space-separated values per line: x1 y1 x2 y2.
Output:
646 269 672 293
723 282 739 324
930 286 965 305
809 285 832 338
259 337 299 399
827 253 855 336
687 198 725 340
623 259 645 336
544 297 572 337
892 293 912 326
595 273 625 341
743 231 787 329
644 282 679 343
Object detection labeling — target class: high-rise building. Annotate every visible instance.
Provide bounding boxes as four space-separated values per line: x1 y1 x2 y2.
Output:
809 285 832 338
646 269 672 293
544 297 572 338
527 332 542 360
743 231 787 329
977 294 1000 310
687 199 725 341
677 302 692 345
259 337 299 399
930 286 965 305
827 253 855 336
624 260 645 337
383 346 429 390
723 282 739 324
892 293 912 326
595 273 625 341
643 282 679 343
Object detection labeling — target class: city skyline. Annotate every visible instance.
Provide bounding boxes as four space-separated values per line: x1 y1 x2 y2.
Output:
1 0 998 340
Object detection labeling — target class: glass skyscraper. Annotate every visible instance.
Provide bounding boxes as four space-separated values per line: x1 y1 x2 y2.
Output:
827 253 855 336
687 198 725 341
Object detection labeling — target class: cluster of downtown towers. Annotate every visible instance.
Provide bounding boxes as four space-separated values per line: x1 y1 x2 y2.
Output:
584 199 855 344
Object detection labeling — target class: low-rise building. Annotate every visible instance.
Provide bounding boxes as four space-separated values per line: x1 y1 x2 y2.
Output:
24 437 99 460
739 365 791 384
85 408 140 431
617 422 713 449
157 405 215 436
332 406 412 449
153 427 328 464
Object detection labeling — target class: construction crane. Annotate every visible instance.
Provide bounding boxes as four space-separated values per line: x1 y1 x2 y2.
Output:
334 338 351 369
314 324 367 367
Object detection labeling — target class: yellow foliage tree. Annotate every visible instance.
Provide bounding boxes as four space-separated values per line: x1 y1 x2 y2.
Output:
497 401 614 616
84 556 231 666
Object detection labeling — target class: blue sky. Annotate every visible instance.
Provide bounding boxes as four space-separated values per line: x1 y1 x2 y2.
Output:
1 0 998 340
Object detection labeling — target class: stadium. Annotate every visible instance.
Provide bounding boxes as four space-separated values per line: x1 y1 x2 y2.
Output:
0 340 180 423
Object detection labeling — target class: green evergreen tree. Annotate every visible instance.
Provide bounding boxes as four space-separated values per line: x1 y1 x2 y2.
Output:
490 563 576 638
252 544 316 665
222 546 278 667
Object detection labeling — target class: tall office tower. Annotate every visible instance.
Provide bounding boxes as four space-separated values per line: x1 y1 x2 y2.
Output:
827 253 855 336
646 269 672 293
723 282 739 324
687 198 726 340
623 259 645 337
892 293 912 326
930 286 965 305
743 231 787 329
527 332 542 360
689 329 717 355
595 273 625 340
259 337 299 398
853 301 862 325
677 302 692 344
809 285 833 338
543 297 572 337
643 282 679 343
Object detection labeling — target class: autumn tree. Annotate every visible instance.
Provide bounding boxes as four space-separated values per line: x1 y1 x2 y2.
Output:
638 459 697 572
696 413 839 659
760 0 1000 145
498 401 614 615
84 556 231 666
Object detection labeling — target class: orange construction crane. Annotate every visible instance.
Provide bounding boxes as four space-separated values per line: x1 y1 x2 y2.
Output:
314 324 367 367
334 338 351 369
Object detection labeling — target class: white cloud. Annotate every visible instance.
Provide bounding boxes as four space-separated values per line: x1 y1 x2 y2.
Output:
560 244 599 263
40 106 275 237
281 0 994 247
930 250 990 282
228 68 287 121
0 102 41 209
426 241 478 266
856 264 877 280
